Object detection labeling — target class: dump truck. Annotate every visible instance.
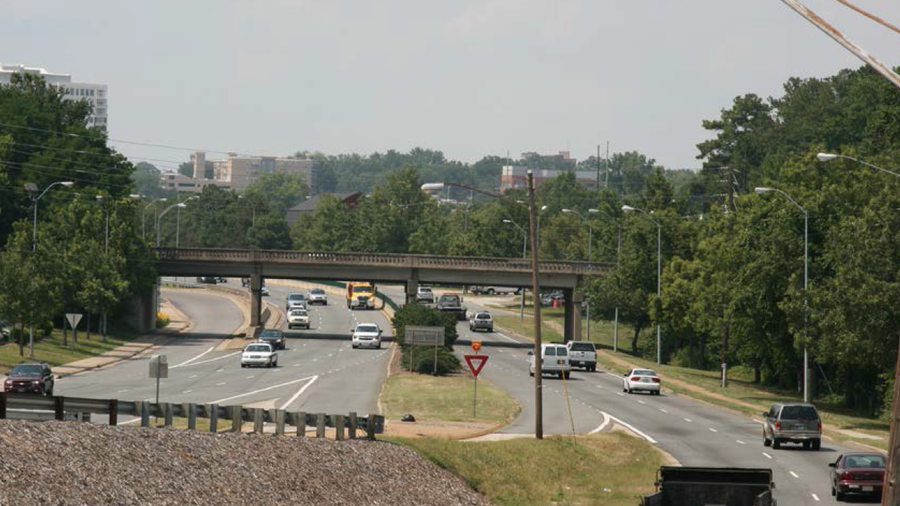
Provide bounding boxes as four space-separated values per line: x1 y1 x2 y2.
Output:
640 467 776 506
346 282 376 310
436 293 468 321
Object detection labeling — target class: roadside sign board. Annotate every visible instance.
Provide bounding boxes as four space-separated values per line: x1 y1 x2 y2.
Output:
471 340 482 352
65 313 83 329
405 326 444 346
149 355 168 379
464 355 488 378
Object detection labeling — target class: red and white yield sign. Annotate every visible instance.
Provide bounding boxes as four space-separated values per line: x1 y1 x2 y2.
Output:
464 355 489 377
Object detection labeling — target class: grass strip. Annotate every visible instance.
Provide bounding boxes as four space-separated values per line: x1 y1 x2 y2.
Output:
0 328 131 374
395 433 664 506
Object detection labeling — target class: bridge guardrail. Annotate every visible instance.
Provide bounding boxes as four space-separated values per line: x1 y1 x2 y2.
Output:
0 393 383 440
155 248 610 276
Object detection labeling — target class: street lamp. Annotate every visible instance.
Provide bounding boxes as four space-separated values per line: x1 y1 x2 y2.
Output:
24 180 74 357
562 209 601 342
176 196 198 248
504 219 528 321
755 186 809 403
818 153 900 178
141 197 167 240
156 202 187 247
622 205 663 365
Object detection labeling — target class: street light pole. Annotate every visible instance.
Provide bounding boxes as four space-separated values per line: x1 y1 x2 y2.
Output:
141 197 166 240
755 187 809 403
503 219 528 321
25 181 74 358
562 208 600 340
157 202 187 247
622 205 662 365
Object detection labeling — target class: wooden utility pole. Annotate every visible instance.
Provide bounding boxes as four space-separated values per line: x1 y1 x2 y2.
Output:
596 145 601 191
527 171 543 440
885 331 900 506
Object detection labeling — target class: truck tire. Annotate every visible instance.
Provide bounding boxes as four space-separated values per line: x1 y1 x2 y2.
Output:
812 438 821 451
487 288 495 295
763 436 771 447
772 439 781 449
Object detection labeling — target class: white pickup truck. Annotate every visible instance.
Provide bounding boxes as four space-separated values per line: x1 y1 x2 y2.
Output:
567 341 597 372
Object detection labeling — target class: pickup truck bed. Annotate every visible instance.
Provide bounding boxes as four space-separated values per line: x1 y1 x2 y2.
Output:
641 467 775 506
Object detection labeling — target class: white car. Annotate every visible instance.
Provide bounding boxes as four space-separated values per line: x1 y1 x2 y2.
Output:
287 308 309 329
241 342 277 368
623 368 661 395
351 323 383 349
529 343 571 379
307 288 328 305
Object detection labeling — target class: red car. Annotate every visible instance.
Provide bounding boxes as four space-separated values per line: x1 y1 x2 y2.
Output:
829 452 885 501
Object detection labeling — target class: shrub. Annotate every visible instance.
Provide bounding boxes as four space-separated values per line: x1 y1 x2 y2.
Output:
156 312 170 328
391 303 458 348
401 347 462 375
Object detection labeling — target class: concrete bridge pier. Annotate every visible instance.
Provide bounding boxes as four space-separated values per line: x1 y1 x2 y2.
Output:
405 276 419 305
250 273 263 327
563 288 583 343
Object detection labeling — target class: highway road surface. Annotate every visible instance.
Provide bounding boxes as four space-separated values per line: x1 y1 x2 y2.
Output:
58 281 393 422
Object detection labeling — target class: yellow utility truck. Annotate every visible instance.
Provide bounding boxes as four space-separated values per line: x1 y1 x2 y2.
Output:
346 282 376 310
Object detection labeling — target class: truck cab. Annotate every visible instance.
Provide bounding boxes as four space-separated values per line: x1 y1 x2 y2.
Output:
347 282 376 310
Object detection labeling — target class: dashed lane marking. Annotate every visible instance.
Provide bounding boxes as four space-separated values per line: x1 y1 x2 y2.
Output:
736 440 746 445
246 375 254 379
188 375 198 379
684 418 692 423
790 471 799 479
215 382 226 386
709 428 718 433
659 409 668 413
762 452 772 459
117 389 129 393
638 400 646 404
811 493 820 501
182 389 193 394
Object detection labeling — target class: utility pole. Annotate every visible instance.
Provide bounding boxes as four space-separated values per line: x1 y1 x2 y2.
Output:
605 141 611 189
596 144 601 191
527 171 543 440
886 334 900 506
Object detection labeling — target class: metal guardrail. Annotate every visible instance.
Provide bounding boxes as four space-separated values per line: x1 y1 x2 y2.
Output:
0 393 384 440
156 248 611 276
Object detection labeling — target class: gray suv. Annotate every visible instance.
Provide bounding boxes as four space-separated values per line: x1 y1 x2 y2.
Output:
762 402 821 450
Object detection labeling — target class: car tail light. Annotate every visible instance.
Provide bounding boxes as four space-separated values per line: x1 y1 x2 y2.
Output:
774 422 781 430
631 377 640 381
652 378 661 383
840 472 854 481
817 422 822 430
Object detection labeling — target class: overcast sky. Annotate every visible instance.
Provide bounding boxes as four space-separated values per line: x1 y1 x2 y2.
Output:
3 0 900 172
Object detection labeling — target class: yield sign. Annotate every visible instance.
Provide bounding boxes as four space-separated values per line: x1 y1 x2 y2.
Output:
65 313 83 329
464 355 488 378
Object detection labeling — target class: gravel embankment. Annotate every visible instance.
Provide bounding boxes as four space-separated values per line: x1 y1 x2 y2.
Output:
0 420 494 506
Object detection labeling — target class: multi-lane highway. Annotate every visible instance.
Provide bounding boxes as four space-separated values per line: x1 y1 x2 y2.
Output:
58 281 393 421
449 293 867 505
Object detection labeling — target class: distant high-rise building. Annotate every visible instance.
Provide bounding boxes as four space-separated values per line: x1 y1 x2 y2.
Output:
0 63 108 130
160 152 318 194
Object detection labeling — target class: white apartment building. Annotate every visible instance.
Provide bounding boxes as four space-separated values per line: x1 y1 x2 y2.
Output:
0 63 108 130
160 152 317 194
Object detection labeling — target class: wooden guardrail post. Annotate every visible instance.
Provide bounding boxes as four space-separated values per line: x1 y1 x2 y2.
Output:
366 413 377 441
297 411 306 437
141 401 150 427
0 392 6 419
209 404 218 432
164 403 173 427
108 399 118 426
231 405 242 432
349 412 357 439
54 396 65 421
316 413 326 438
187 403 197 430
253 408 264 434
334 415 345 441
274 409 285 436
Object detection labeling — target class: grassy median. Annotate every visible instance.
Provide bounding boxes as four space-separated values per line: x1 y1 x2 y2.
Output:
382 370 520 425
0 328 130 374
396 433 663 506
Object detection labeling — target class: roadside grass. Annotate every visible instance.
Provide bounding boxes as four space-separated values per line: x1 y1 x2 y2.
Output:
490 302 890 450
0 328 132 374
382 370 520 425
394 433 663 506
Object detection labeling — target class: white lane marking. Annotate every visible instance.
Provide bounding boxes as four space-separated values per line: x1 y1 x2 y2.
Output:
294 364 301 367
279 375 319 410
684 418 692 423
493 332 522 344
188 374 198 379
736 440 746 445
606 413 657 444
178 351 241 368
637 400 646 405
762 452 772 459
617 392 624 396
215 382 226 386
117 389 129 393
811 493 820 501
171 346 216 368
246 375 254 379
789 471 799 478
210 375 317 404
596 385 603 389
659 408 668 413
589 412 611 434
182 389 193 394
709 428 718 433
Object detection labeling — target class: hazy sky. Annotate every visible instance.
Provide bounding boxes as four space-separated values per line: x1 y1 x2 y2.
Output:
3 0 900 172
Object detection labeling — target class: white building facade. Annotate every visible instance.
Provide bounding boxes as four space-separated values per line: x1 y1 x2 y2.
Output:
0 63 108 130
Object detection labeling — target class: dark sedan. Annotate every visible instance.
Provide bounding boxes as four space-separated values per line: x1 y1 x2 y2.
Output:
258 328 286 350
3 362 54 396
830 452 885 502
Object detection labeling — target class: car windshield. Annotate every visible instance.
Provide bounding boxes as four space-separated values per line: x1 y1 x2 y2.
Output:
780 405 818 421
544 347 566 356
419 288 432 293
289 294 305 300
634 370 657 377
442 295 460 303
259 329 282 338
357 325 379 333
291 309 306 316
353 286 373 293
311 289 324 294
569 343 596 351
10 364 42 376
246 345 270 352
475 313 491 319
844 455 885 469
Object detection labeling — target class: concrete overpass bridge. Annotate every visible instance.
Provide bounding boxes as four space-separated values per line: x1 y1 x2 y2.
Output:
154 248 611 341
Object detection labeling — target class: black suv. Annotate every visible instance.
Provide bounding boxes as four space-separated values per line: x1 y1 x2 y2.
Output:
258 329 286 350
4 362 54 396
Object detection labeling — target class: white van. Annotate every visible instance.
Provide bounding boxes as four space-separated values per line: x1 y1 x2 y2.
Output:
529 343 571 379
